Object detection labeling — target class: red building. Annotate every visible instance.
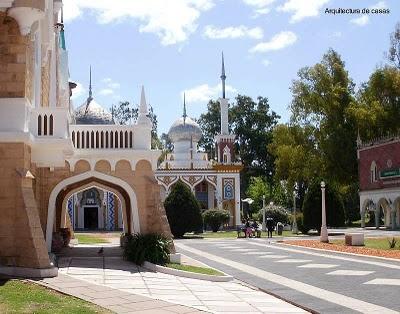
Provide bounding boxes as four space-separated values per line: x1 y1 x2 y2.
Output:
358 135 400 229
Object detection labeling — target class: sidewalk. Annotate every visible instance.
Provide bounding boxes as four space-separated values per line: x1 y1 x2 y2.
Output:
42 255 308 314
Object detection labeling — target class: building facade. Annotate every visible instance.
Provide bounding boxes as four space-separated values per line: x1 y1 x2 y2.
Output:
155 55 242 227
358 135 400 229
0 0 171 278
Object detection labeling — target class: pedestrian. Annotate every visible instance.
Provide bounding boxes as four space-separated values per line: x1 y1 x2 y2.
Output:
266 217 274 238
245 219 253 238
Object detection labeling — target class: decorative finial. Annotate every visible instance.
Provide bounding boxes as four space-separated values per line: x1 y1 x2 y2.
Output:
356 128 362 147
85 66 93 115
183 92 187 125
140 85 147 114
221 51 226 99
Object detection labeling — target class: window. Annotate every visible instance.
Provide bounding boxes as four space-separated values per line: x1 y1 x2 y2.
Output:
370 161 378 183
49 115 53 135
37 115 42 136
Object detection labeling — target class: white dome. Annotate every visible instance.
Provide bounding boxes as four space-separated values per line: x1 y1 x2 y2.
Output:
168 117 202 143
74 98 114 125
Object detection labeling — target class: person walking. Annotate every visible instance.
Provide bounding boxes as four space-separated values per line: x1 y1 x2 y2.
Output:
266 217 274 238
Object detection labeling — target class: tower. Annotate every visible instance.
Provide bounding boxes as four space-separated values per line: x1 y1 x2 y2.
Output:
215 53 235 164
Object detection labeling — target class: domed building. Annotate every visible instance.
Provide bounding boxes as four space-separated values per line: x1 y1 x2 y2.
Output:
156 55 243 226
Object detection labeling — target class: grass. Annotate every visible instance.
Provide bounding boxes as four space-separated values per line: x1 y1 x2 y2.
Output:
332 237 400 250
166 263 224 276
185 230 306 238
0 280 110 313
74 234 110 244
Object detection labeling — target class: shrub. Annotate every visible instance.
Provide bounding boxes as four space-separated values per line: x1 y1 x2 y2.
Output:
123 233 171 266
164 181 203 238
255 205 290 225
302 180 345 233
203 209 231 232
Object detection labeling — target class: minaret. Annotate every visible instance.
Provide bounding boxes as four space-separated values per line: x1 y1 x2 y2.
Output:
183 92 187 125
137 85 152 127
219 52 229 135
135 86 152 150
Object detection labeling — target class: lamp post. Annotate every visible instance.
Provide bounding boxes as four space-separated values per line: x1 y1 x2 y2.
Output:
262 195 266 232
320 181 329 243
292 189 298 234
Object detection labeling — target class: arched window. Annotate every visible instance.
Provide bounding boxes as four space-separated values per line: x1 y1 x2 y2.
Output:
124 131 128 148
115 132 118 148
37 115 42 136
72 131 75 146
81 131 85 148
110 131 114 148
43 115 48 135
86 131 89 148
100 131 104 148
223 145 231 164
129 131 133 148
371 161 378 183
120 131 124 148
105 131 109 148
91 131 95 148
96 131 99 148
49 114 54 135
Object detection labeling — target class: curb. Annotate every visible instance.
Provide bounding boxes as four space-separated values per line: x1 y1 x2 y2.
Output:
281 242 400 263
143 261 233 282
0 266 58 279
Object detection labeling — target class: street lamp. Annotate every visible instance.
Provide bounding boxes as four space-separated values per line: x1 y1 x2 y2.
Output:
262 195 266 232
292 189 298 234
320 181 329 243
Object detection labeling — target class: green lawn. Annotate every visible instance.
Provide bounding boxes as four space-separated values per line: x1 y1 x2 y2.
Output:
74 234 110 244
0 280 110 313
185 230 305 238
332 237 400 250
166 263 224 276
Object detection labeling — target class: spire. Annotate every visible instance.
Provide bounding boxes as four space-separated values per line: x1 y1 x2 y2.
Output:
183 92 187 125
220 51 226 99
59 6 66 50
356 128 362 147
140 85 147 114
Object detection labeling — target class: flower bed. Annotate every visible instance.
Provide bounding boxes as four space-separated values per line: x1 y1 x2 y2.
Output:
284 239 400 259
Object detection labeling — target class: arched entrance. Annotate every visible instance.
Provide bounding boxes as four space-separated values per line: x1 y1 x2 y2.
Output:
46 171 140 251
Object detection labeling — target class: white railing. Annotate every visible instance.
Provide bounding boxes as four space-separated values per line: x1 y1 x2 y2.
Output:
70 125 135 150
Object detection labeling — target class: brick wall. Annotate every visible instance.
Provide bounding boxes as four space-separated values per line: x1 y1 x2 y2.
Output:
358 140 400 191
0 12 27 98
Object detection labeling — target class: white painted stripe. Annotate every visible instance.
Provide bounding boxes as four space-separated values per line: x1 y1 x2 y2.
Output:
246 242 400 270
327 270 374 276
245 252 268 255
364 278 400 286
176 243 398 314
257 255 288 259
230 249 257 252
275 259 312 263
298 264 338 269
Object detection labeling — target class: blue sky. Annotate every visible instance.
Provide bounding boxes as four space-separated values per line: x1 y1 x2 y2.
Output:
64 0 399 134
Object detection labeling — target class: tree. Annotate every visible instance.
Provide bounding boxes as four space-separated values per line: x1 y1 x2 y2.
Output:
198 95 280 191
163 181 203 238
302 180 345 234
290 49 358 185
387 22 400 69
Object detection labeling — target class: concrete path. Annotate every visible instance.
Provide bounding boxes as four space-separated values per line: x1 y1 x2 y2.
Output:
51 256 308 314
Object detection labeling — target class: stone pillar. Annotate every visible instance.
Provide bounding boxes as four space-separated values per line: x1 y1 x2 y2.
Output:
391 209 396 230
375 205 380 229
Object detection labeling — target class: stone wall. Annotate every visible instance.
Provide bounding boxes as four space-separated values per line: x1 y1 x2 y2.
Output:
0 12 27 98
0 143 50 269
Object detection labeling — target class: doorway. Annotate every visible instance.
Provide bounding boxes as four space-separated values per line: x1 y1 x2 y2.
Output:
84 206 99 229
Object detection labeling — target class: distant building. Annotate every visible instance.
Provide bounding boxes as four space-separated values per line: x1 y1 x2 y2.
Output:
156 54 243 226
358 134 400 229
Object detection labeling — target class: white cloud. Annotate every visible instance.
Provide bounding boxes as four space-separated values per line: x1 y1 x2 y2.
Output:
63 0 215 46
371 1 387 9
243 0 275 8
71 82 85 100
204 25 263 40
350 15 369 26
262 59 270 66
331 31 342 38
249 31 297 53
99 88 114 96
102 78 112 83
277 0 330 23
184 83 237 103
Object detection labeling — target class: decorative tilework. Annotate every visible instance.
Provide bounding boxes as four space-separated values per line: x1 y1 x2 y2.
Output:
107 192 115 230
67 196 74 226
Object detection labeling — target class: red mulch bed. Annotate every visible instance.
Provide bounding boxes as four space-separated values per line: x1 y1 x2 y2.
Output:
283 240 400 260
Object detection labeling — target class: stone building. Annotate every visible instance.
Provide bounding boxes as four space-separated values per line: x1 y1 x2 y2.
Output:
156 54 243 226
358 135 400 229
0 0 171 278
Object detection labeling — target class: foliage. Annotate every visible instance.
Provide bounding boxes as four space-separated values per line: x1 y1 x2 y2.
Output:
289 49 358 186
164 181 203 238
198 95 280 191
255 204 290 225
202 209 231 232
302 180 345 233
123 233 171 266
386 22 400 69
166 263 224 276
340 183 360 225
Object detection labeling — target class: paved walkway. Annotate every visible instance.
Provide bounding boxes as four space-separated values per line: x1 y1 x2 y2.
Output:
46 256 307 314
